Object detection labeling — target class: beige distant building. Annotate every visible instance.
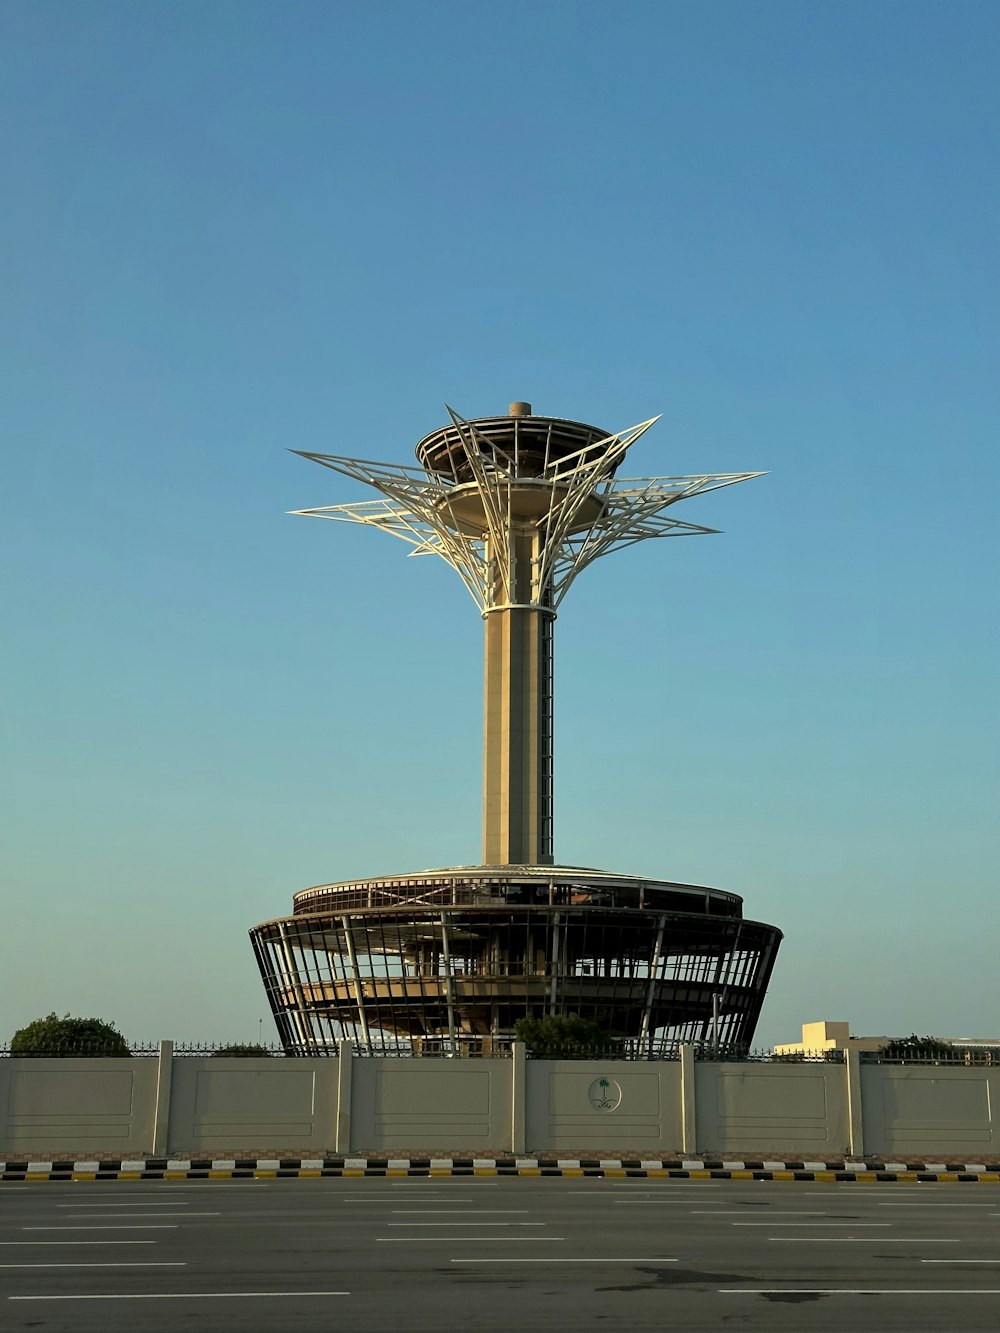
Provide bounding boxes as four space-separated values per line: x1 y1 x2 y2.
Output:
776 1021 1000 1058
775 1021 888 1055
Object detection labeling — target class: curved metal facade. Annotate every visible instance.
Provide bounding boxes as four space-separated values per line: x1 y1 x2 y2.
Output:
250 866 782 1055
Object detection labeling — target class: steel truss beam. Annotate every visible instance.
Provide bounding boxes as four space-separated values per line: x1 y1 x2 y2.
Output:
290 409 762 616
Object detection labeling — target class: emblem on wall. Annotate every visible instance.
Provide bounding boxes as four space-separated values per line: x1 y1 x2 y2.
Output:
588 1076 622 1111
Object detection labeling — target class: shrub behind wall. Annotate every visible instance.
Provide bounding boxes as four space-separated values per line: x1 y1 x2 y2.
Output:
10 1013 131 1057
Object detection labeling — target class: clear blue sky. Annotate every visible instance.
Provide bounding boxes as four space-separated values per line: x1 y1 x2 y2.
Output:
2 1 997 1049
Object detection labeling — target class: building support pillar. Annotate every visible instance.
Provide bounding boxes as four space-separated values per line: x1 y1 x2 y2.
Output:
335 1039 353 1154
548 911 561 1015
511 1040 527 1154
341 917 371 1051
680 1044 697 1155
439 912 458 1050
639 915 667 1052
152 1040 173 1158
277 921 313 1053
846 1046 865 1157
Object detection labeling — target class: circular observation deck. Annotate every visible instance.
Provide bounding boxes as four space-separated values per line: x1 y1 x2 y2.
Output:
415 413 618 484
415 412 620 535
250 866 783 1055
291 865 743 917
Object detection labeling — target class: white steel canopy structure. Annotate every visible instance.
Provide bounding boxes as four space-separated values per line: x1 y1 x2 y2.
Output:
291 406 760 616
292 402 763 866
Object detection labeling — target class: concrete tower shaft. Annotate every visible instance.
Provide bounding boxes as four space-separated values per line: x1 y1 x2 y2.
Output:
482 526 554 865
290 402 763 868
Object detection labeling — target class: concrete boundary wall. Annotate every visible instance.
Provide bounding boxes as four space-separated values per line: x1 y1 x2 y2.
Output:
0 1046 996 1159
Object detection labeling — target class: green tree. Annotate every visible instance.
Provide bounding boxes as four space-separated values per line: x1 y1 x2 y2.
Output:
880 1033 952 1060
514 1014 613 1058
211 1043 273 1057
10 1013 131 1057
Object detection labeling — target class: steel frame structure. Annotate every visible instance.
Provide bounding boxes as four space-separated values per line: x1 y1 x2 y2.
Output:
251 402 782 1055
290 407 760 617
251 867 781 1056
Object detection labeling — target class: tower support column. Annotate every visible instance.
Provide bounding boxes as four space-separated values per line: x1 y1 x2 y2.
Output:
482 602 553 866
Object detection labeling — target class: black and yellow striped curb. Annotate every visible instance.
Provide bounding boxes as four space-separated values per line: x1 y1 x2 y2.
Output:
3 1157 999 1182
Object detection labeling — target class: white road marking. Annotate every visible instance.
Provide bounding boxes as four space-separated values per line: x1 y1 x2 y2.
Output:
923 1259 1000 1263
721 1289 1000 1295
46 1213 219 1219
376 1236 565 1242
451 1258 679 1264
769 1237 960 1243
878 1202 997 1208
0 1241 156 1246
0 1263 185 1269
57 1203 190 1209
690 1210 842 1216
734 1222 891 1228
10 1291 351 1301
22 1226 179 1231
792 1189 944 1195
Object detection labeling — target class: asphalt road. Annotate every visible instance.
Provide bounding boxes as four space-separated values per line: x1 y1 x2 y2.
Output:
1 1177 999 1331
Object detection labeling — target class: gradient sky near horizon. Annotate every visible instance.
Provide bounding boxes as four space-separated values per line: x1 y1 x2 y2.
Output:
2 1 997 1050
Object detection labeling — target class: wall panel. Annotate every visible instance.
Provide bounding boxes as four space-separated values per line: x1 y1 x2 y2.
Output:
524 1060 683 1152
861 1066 996 1156
166 1059 337 1154
695 1063 850 1155
351 1060 509 1151
0 1059 156 1156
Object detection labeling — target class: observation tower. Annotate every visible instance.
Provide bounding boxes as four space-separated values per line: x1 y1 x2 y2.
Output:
250 402 782 1054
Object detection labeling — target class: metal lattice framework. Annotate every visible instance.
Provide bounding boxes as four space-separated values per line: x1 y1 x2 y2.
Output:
290 408 763 614
250 867 782 1056
250 402 782 1056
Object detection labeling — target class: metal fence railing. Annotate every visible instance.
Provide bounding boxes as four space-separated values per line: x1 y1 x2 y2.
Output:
750 1048 846 1064
860 1048 997 1066
0 1042 284 1059
2 1040 995 1064
0 1042 161 1059
351 1036 513 1059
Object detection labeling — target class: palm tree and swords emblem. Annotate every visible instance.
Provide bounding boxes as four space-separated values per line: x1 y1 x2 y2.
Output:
589 1076 622 1110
